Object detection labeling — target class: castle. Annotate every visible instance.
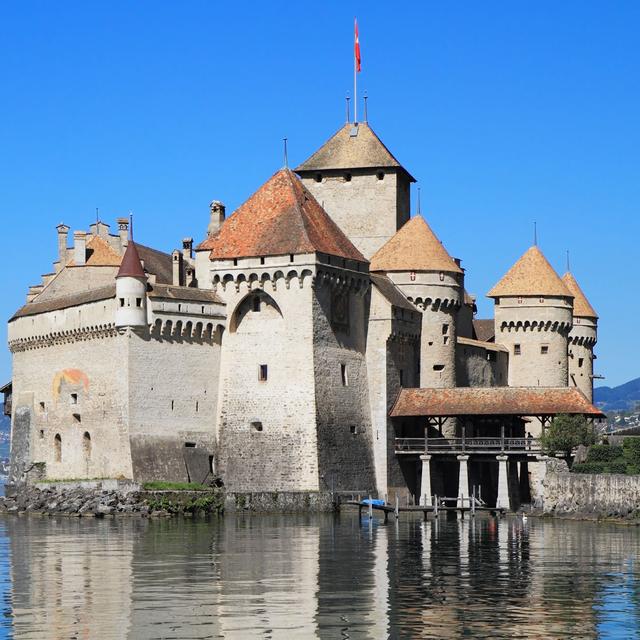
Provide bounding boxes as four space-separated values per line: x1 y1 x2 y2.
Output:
5 119 602 506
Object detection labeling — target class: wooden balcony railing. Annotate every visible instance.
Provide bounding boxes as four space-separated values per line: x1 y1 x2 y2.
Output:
394 436 542 455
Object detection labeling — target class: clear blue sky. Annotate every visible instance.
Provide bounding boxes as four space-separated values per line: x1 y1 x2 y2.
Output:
1 1 638 387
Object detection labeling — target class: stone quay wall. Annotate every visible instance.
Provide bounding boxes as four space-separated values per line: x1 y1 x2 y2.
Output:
541 472 640 520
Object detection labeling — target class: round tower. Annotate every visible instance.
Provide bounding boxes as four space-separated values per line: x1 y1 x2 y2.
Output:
488 246 573 387
370 215 463 388
562 271 598 402
115 240 148 328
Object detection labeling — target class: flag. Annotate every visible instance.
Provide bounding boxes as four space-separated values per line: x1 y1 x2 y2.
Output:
354 19 361 72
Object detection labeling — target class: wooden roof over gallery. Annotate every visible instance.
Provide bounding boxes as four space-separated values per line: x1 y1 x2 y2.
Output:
390 387 605 418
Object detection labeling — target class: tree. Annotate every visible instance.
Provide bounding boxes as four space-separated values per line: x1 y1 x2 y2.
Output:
540 414 597 459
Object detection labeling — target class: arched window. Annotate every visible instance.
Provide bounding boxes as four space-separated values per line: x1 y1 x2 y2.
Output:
83 432 91 460
54 434 62 462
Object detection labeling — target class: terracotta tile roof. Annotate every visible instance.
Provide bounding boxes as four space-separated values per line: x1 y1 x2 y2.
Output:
10 285 116 320
148 283 223 305
562 272 598 319
472 319 495 342
390 387 605 418
487 246 573 298
370 273 416 312
117 241 146 279
85 236 122 266
370 215 462 274
295 122 416 181
198 169 366 262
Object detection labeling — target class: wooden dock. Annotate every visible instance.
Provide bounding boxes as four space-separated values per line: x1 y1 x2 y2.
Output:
341 496 505 522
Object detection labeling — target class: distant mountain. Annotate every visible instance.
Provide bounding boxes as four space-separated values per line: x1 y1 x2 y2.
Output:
595 377 640 412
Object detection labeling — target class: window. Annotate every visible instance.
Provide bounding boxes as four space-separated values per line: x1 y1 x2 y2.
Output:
517 297 523 304
514 344 521 356
260 257 265 265
341 364 348 386
54 434 62 462
70 393 78 405
344 173 352 182
39 429 44 440
487 351 496 362
83 432 91 460
442 324 449 335
433 364 445 371
233 258 238 266
289 254 294 263
315 173 322 183
541 345 549 355
195 401 199 413
252 297 261 312
443 336 449 345
72 413 81 423
178 304 182 312
119 298 125 307
539 297 545 303
136 298 142 307
184 442 197 448
251 421 263 432
439 271 445 282
578 357 584 368
376 171 384 181
259 365 268 381
201 306 205 314
350 425 357 435
171 400 174 411
39 402 45 412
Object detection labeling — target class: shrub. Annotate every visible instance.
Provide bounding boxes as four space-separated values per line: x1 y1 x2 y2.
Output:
586 445 623 463
142 481 209 491
541 414 597 457
606 461 628 475
622 438 640 467
572 462 607 474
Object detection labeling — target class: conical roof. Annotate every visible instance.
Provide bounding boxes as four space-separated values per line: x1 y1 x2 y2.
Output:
487 246 572 298
562 272 598 319
295 122 415 181
369 215 462 273
116 240 146 279
197 169 366 262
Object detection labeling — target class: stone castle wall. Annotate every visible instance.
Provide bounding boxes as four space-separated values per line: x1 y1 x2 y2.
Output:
568 317 597 402
456 339 508 387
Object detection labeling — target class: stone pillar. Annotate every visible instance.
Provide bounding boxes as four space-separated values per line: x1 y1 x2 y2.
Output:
419 454 432 506
457 455 469 508
56 224 70 268
73 231 86 266
496 455 509 510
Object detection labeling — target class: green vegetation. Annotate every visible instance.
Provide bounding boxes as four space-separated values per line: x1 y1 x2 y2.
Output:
145 492 223 515
540 414 596 458
142 481 210 491
572 438 640 475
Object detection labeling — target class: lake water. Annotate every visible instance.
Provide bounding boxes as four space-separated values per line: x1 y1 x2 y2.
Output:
0 513 638 639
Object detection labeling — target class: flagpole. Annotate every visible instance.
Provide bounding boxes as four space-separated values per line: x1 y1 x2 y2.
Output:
354 28 357 123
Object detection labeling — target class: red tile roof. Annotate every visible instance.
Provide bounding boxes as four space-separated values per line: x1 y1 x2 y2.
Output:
198 169 366 262
116 241 146 279
390 387 604 417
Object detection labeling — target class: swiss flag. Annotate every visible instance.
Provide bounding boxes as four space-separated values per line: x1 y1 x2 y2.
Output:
354 19 361 72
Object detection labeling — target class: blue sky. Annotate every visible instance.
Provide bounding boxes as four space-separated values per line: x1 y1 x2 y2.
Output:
1 1 638 387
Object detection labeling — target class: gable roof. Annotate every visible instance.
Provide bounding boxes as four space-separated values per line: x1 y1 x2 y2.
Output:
369 215 462 274
487 246 572 298
562 272 598 319
117 241 146 279
295 122 415 181
370 273 416 312
472 319 495 343
198 169 366 262
84 236 122 266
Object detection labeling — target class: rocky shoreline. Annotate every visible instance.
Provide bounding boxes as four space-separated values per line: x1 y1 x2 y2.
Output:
0 482 224 518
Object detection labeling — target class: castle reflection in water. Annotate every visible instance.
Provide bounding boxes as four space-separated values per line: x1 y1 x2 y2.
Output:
1 514 639 639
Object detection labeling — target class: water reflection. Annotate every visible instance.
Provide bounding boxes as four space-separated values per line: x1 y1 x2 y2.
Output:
0 513 639 639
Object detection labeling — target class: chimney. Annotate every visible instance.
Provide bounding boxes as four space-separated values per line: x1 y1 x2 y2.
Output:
56 224 70 268
208 201 226 237
117 218 129 251
172 250 182 286
73 231 87 266
182 238 193 262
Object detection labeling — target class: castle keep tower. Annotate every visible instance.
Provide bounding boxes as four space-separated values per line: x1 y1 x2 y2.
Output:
562 271 598 402
115 241 148 328
295 122 415 259
488 246 574 387
196 168 376 493
370 216 463 388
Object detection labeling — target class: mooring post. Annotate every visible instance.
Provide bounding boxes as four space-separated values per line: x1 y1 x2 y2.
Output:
368 495 373 520
434 495 439 518
471 488 476 517
394 495 399 519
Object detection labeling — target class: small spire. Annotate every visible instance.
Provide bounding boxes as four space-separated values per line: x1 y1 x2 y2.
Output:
363 91 368 122
345 94 351 123
129 212 134 241
533 221 537 246
566 249 571 273
417 186 421 215
96 207 99 225
283 137 289 168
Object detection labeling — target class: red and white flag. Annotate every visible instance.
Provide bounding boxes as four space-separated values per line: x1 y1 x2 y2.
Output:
354 19 361 72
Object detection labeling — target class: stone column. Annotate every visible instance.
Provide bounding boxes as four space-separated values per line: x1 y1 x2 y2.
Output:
419 454 432 506
457 455 469 508
496 455 509 510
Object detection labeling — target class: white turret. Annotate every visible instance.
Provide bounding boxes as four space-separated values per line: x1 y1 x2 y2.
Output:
115 240 148 328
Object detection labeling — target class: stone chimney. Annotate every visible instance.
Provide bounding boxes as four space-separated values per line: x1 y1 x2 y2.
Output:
182 238 193 262
172 250 182 286
117 218 129 252
56 224 70 268
73 231 87 266
208 201 226 237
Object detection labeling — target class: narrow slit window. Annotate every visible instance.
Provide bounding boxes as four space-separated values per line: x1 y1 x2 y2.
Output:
54 434 62 462
350 425 357 435
195 401 199 412
341 364 348 386
72 413 81 423
119 298 125 307
514 344 521 356
39 402 46 412
578 357 584 368
541 345 549 355
259 365 268 381
70 393 78 405
136 298 142 307
251 421 263 432
433 364 445 371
